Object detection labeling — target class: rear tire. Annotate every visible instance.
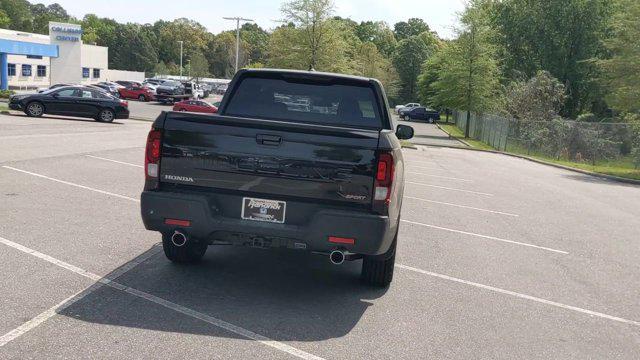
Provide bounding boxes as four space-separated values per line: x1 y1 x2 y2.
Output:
162 233 208 263
138 94 146 102
96 109 115 123
361 237 396 287
25 101 44 117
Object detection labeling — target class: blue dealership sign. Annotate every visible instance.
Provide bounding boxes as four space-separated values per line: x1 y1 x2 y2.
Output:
0 39 59 57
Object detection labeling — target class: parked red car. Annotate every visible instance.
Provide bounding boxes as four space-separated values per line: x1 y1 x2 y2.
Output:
172 100 218 113
118 85 155 102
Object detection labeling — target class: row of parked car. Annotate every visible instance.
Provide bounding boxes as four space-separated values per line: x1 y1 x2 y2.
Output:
394 102 441 123
9 78 226 122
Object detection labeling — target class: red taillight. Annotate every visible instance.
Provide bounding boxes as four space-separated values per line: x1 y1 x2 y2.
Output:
145 129 162 180
120 100 128 107
374 152 394 206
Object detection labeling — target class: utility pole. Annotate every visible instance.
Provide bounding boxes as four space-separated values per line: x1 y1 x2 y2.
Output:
178 40 184 78
223 17 254 73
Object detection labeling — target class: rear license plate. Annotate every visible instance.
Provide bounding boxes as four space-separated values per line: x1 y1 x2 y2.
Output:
241 197 286 224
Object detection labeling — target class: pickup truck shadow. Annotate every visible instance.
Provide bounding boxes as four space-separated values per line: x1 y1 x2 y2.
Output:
57 244 387 342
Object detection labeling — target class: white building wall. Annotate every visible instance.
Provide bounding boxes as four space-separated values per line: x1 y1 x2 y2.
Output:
80 44 108 84
104 69 145 82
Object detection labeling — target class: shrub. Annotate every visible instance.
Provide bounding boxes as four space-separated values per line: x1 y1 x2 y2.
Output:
0 90 15 99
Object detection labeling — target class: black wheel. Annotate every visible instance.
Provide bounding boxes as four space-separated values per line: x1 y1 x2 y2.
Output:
25 101 44 117
162 232 207 263
361 236 397 287
97 109 115 123
138 94 146 102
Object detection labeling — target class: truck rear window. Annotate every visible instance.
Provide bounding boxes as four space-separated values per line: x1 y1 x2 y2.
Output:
224 77 382 128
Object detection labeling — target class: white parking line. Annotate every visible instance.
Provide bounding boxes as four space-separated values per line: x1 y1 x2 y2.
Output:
2 166 140 203
0 236 324 360
85 155 143 168
401 220 567 254
404 196 519 217
406 181 493 196
406 172 473 182
0 236 159 347
395 263 640 327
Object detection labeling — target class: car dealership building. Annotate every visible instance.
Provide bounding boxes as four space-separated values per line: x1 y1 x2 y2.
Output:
0 21 144 90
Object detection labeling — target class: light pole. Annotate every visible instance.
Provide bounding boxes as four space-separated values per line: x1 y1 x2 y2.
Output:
178 40 184 78
223 17 254 73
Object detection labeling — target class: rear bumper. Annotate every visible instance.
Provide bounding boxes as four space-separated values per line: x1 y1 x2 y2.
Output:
116 108 130 119
140 190 398 256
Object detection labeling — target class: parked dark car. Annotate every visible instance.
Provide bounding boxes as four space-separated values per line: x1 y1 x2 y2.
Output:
37 83 74 93
401 107 441 123
140 69 414 287
9 86 129 122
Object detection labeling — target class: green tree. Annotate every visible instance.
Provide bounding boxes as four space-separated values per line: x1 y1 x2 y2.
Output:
0 0 32 31
599 0 640 113
241 23 270 65
0 9 10 28
392 33 437 103
31 3 74 34
353 41 399 98
393 18 430 41
429 3 501 137
505 71 567 122
110 24 158 72
355 21 397 56
490 0 612 117
188 51 209 79
280 0 336 70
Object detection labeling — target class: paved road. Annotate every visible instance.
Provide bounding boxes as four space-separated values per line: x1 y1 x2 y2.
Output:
1 113 639 359
399 118 463 147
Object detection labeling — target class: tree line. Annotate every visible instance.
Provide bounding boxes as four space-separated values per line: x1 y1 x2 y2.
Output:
0 0 441 104
1 0 637 123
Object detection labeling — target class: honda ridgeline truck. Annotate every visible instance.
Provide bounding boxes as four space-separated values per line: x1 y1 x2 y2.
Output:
140 69 414 287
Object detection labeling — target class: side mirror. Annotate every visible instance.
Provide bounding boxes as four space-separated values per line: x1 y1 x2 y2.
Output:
396 124 414 140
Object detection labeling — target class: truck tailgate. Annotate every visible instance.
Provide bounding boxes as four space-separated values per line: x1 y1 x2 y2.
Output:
159 114 379 207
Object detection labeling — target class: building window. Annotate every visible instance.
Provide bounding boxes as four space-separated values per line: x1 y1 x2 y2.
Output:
26 55 43 59
37 65 46 77
82 67 90 78
21 64 32 77
7 63 16 76
92 68 101 78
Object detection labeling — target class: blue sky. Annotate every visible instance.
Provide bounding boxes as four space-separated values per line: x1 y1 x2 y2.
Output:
34 0 465 39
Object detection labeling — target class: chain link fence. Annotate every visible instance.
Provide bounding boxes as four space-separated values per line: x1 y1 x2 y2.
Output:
452 110 640 170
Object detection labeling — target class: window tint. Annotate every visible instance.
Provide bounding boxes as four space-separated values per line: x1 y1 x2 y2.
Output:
56 89 78 97
225 77 382 128
81 90 93 98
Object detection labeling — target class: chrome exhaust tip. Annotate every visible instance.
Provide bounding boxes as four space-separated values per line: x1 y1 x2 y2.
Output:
171 231 187 247
329 249 345 265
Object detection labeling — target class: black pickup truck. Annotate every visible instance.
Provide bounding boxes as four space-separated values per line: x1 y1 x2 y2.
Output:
141 69 414 287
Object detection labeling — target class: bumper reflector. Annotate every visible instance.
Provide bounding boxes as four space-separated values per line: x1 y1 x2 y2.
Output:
164 218 191 227
328 236 355 245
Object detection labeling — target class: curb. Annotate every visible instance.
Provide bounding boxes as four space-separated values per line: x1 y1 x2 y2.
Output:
416 144 640 186
435 123 471 147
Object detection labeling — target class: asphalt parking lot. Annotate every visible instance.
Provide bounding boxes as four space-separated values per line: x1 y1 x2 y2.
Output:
1 113 639 359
